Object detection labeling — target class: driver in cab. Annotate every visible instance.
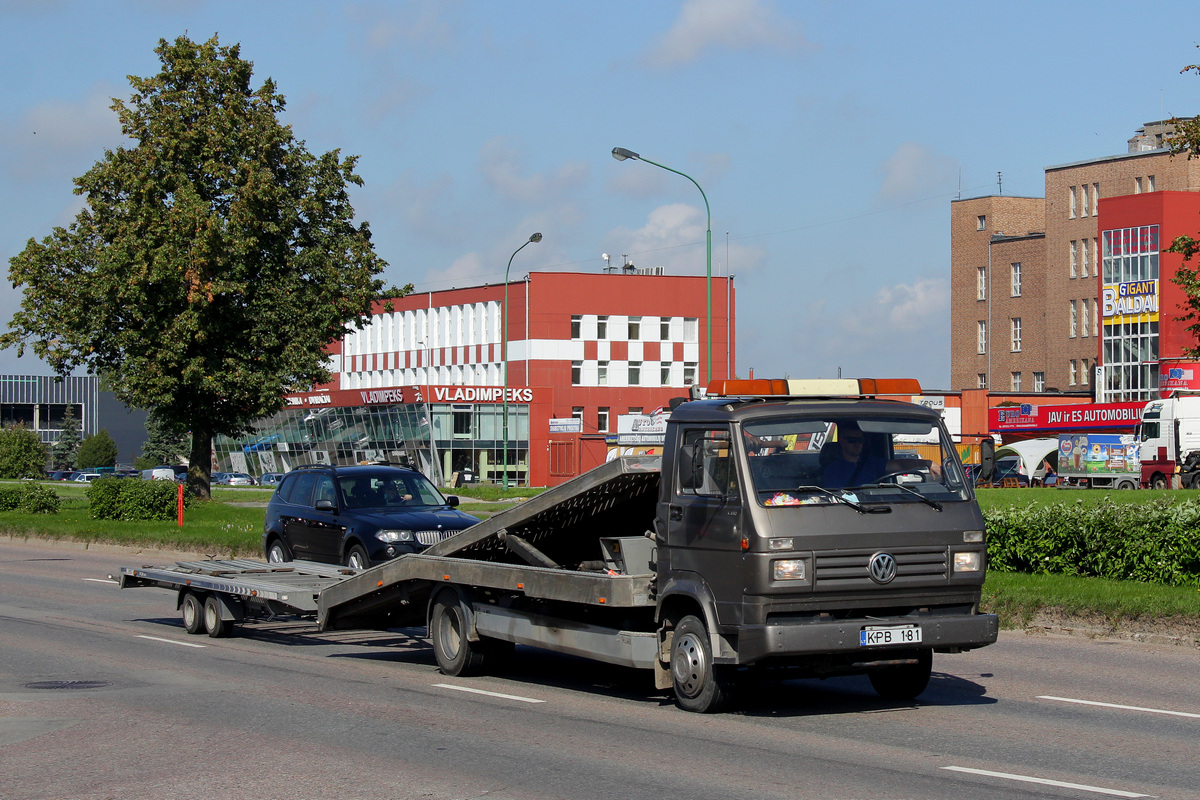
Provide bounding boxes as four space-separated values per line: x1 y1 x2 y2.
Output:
821 422 942 490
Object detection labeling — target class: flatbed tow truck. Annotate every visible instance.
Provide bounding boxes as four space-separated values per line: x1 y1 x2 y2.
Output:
120 378 998 712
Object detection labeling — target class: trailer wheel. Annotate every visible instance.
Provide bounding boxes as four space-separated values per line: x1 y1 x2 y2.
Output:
670 615 733 713
868 649 932 701
181 592 205 635
203 595 233 638
430 592 487 677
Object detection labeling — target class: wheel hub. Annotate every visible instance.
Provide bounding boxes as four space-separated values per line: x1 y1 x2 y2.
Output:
672 632 707 697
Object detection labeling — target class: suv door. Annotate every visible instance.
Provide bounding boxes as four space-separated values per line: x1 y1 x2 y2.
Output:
304 474 345 563
281 472 319 560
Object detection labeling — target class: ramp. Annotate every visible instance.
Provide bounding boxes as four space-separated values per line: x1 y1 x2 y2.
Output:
317 456 662 630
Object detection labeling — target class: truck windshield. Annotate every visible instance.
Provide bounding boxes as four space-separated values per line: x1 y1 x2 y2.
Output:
741 415 970 506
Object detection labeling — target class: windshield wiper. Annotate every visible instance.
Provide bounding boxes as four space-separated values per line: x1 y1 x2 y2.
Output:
793 485 890 514
862 481 943 511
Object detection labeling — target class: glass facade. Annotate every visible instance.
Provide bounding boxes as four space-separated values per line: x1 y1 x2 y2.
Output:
213 401 530 487
1101 225 1160 401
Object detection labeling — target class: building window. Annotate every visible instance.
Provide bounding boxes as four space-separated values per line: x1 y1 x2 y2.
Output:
1010 318 1021 352
628 407 642 415
1092 183 1100 215
629 361 642 386
571 361 582 385
1103 225 1159 283
1081 299 1089 337
1080 238 1089 278
683 318 699 341
977 373 988 389
1136 177 1143 194
1070 359 1078 386
1148 175 1156 191
628 316 641 340
1092 299 1098 337
660 319 670 340
570 315 581 339
1069 186 1077 219
683 363 697 385
597 316 608 339
977 321 987 354
1070 240 1078 279
1102 320 1159 401
1070 301 1078 338
661 364 671 385
1033 372 1045 392
598 407 610 432
572 406 584 423
1010 262 1022 297
1011 372 1022 391
453 405 472 439
977 215 986 230
1091 237 1099 276
1080 184 1089 217
977 266 986 300
1081 358 1089 385
597 360 608 385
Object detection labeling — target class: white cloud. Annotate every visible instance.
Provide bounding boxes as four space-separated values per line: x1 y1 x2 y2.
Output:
606 203 766 276
875 141 959 203
642 0 812 69
478 137 589 203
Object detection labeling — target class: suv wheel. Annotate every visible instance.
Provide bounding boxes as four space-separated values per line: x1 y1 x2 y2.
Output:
345 545 369 570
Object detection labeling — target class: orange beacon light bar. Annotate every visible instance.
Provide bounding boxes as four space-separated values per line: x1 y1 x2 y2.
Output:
705 378 922 398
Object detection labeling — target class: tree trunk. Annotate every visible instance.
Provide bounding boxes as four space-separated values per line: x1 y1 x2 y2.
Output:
188 424 213 500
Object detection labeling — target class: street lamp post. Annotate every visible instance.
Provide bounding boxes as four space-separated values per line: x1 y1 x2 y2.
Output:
611 147 712 383
502 232 542 489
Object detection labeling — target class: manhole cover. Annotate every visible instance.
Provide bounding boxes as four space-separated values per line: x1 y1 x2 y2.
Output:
23 680 111 690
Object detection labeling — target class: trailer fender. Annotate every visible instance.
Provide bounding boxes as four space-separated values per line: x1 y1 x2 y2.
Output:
183 590 243 623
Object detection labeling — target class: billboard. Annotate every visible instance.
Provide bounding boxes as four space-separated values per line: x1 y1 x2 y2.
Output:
1057 433 1140 476
990 401 1144 432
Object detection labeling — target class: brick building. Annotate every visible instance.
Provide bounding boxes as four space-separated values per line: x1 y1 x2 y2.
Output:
216 270 735 487
951 121 1200 400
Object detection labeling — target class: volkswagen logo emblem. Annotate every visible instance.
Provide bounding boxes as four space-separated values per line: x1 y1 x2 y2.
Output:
868 552 897 584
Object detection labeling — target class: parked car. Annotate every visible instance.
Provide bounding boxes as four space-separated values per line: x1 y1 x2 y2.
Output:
211 472 231 485
259 472 285 487
72 472 103 483
225 472 256 486
262 464 479 569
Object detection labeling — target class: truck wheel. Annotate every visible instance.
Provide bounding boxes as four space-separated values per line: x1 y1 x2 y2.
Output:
670 615 734 713
1116 479 1136 491
1151 474 1168 490
345 545 370 570
266 537 291 564
203 595 233 638
868 649 932 700
181 592 205 635
430 592 487 677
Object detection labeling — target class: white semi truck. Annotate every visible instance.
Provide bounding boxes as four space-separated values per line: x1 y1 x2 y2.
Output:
1139 395 1200 489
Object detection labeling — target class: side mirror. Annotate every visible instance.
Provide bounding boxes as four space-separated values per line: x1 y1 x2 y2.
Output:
446 496 460 507
315 499 337 512
678 444 702 489
978 439 996 483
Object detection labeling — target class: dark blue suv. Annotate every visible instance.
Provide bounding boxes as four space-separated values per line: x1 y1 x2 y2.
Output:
262 465 479 569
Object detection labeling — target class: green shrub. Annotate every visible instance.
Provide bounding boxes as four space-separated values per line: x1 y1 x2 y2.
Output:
985 497 1200 587
0 487 22 511
19 482 61 514
86 477 192 521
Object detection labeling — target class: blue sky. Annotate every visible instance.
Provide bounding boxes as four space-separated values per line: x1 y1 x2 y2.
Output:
2 0 1199 389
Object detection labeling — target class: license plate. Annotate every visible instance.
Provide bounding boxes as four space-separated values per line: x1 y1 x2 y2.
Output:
860 625 922 646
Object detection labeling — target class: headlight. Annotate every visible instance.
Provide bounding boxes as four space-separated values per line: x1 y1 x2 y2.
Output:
772 558 806 581
376 529 415 543
952 551 981 572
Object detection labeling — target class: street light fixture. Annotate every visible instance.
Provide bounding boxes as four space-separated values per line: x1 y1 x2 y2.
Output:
502 232 542 489
612 147 712 382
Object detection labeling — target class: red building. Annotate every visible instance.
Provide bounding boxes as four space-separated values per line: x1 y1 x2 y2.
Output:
274 271 735 487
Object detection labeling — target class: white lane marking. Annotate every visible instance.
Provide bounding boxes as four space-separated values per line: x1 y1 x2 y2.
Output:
942 766 1150 798
83 578 117 584
1039 694 1200 719
433 683 545 704
136 635 207 649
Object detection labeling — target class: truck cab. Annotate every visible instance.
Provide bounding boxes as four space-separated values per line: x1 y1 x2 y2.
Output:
1139 395 1200 488
655 378 996 711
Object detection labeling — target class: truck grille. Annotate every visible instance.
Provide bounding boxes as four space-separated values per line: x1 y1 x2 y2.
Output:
814 546 947 591
416 530 459 546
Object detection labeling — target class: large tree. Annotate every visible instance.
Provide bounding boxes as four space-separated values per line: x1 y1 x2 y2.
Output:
78 429 119 470
1167 58 1200 351
50 405 82 471
2 35 396 497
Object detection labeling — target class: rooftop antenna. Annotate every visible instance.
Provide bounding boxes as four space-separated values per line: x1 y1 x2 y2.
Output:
997 171 1003 195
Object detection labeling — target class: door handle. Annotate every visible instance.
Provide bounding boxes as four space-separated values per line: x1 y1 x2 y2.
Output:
669 505 683 521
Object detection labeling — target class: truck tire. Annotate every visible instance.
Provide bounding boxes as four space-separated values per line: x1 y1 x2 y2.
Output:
181 592 205 635
430 592 487 677
1116 479 1137 491
670 615 734 713
265 537 291 564
868 649 932 700
1151 474 1168 490
203 595 233 638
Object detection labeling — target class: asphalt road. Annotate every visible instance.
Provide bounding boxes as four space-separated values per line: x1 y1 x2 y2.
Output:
1 538 1197 800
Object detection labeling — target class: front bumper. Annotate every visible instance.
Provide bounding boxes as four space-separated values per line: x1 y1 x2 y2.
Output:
732 613 999 666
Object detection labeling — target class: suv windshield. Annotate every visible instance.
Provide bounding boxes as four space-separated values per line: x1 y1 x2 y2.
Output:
741 414 969 506
338 471 447 510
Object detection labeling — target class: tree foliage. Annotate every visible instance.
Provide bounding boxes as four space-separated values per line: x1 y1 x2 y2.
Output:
50 405 81 471
1167 58 1200 354
78 429 119 469
136 410 189 469
2 35 399 497
0 424 48 479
